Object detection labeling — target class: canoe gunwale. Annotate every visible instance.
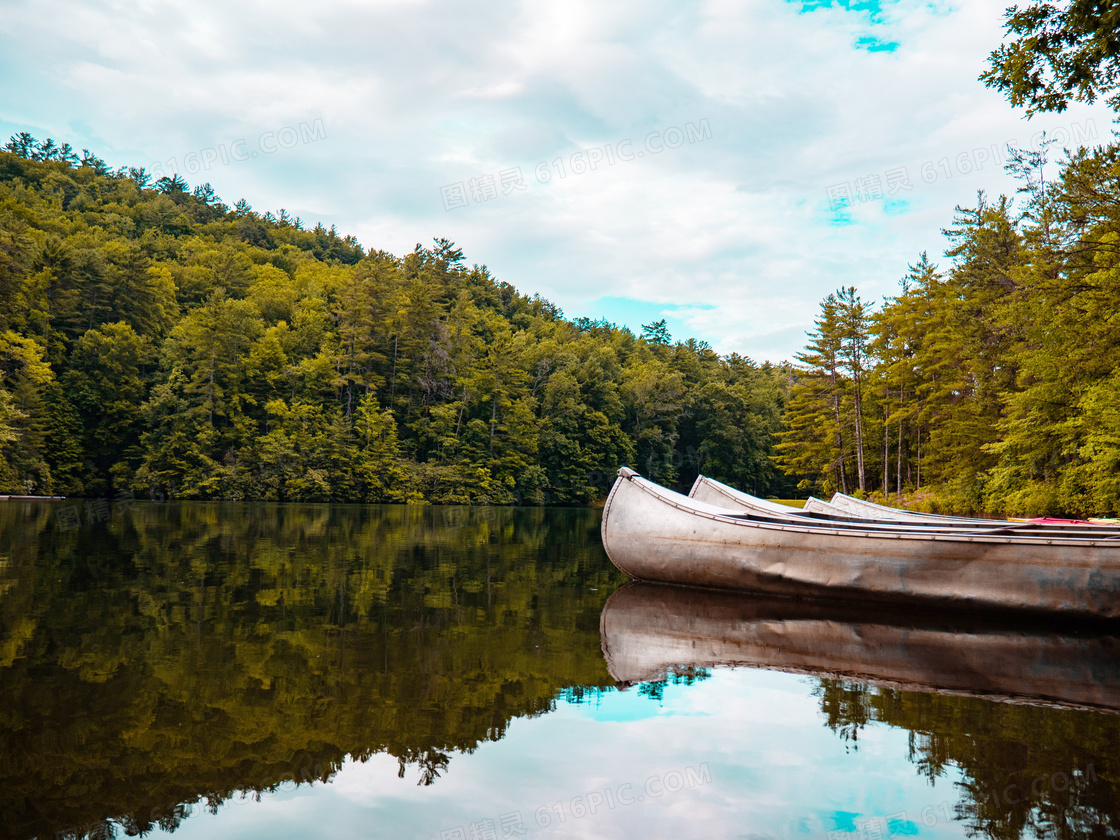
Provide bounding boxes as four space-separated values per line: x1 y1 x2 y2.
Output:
829 491 988 522
628 471 1120 549
692 475 1003 528
697 474 1120 532
694 475 1000 527
830 489 1120 528
690 475 808 517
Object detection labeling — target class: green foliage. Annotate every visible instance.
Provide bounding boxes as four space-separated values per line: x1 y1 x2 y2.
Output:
0 137 792 502
780 142 1120 517
775 292 861 495
0 375 27 489
982 0 1120 114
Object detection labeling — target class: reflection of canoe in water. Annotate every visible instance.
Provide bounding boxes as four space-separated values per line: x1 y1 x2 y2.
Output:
600 582 1120 712
601 469 1120 617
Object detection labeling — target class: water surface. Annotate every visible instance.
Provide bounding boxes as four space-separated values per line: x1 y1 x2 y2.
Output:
1 501 1116 839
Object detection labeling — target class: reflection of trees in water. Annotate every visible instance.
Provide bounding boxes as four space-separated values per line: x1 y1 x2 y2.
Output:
397 747 451 786
814 679 872 752
0 502 623 840
635 669 712 702
814 679 1120 839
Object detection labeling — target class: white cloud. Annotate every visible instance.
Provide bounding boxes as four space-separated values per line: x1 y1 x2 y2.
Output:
0 0 1113 360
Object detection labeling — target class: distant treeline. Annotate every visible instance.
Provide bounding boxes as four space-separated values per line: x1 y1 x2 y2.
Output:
777 140 1120 518
0 133 795 503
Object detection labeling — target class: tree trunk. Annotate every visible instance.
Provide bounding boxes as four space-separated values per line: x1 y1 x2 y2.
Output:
916 432 922 491
489 395 497 458
852 379 866 492
390 334 399 400
208 351 216 425
831 392 848 495
454 388 468 438
896 391 903 498
882 406 889 498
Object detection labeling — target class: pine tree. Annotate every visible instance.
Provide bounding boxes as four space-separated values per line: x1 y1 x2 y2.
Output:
835 286 872 492
775 294 850 494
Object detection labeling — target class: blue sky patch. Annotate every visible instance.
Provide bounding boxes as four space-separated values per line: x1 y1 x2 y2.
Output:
576 296 714 344
888 817 921 835
830 811 863 832
793 0 890 22
791 0 900 51
855 35 900 52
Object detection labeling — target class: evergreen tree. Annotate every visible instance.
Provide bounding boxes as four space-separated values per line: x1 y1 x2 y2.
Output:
776 294 851 494
835 286 872 493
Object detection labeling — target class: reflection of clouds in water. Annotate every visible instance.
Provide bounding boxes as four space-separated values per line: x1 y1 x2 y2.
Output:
155 668 970 840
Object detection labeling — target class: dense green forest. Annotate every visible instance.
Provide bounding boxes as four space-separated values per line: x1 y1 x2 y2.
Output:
6 123 1120 515
0 135 794 503
776 139 1120 518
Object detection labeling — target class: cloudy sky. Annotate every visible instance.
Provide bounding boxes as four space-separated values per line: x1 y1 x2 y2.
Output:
0 0 1112 361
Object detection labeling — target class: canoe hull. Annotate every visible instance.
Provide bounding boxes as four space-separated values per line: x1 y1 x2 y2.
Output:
601 470 1120 618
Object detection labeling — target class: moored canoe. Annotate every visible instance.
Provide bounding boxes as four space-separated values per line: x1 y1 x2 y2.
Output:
601 468 1120 617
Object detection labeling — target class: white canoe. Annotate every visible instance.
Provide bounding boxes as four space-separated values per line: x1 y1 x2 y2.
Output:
687 474 809 518
601 468 1120 617
600 583 1120 712
690 474 999 525
827 491 1120 528
825 491 974 521
690 474 1115 531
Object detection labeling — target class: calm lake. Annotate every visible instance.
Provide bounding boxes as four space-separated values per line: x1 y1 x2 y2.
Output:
2 500 1118 840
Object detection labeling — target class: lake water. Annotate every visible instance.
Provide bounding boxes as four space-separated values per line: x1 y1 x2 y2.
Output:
1 501 1117 840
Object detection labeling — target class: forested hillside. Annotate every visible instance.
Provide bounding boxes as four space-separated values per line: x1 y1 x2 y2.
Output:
0 135 794 503
777 140 1120 518
9 124 1119 516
